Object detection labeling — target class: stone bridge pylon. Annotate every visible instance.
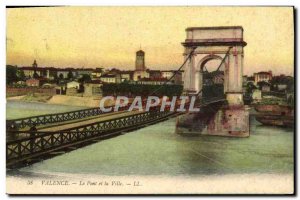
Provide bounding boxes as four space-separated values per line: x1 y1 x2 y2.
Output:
176 26 250 137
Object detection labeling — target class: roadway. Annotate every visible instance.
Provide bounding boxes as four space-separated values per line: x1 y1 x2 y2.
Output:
37 110 143 132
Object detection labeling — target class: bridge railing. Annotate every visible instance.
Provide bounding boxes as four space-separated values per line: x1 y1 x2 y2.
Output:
7 109 174 164
6 104 131 130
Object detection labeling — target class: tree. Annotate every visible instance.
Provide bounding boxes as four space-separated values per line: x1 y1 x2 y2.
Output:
33 71 39 79
67 71 74 80
16 69 25 81
101 82 183 98
6 65 18 85
246 82 256 93
59 73 64 80
53 73 58 80
79 74 91 83
257 81 269 90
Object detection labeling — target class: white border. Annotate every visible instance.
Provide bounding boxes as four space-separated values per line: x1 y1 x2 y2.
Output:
1 1 298 199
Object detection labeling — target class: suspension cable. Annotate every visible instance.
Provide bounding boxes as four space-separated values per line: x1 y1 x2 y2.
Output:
148 46 197 96
215 46 233 72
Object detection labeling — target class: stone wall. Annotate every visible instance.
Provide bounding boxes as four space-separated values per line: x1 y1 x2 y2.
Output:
6 87 56 97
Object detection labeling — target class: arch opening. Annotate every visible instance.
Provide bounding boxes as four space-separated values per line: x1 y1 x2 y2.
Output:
197 55 225 99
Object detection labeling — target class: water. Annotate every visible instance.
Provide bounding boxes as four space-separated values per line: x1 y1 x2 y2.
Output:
6 100 88 120
18 116 293 176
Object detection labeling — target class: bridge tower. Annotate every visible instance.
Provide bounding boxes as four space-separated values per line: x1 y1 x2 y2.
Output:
177 26 249 137
182 26 246 105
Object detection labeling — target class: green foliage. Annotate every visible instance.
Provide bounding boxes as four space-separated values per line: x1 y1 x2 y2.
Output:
242 82 257 104
246 82 257 93
270 75 294 92
67 71 74 79
79 74 91 83
102 82 183 97
16 70 26 81
6 65 19 85
33 71 39 79
257 81 269 90
286 78 294 92
58 73 64 80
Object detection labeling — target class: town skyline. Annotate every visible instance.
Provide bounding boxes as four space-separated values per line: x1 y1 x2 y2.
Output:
7 7 294 76
7 58 294 78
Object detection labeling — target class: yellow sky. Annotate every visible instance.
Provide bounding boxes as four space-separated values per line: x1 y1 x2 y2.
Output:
6 7 294 75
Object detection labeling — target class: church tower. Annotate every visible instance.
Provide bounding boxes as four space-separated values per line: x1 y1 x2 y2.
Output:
32 60 38 68
135 50 145 71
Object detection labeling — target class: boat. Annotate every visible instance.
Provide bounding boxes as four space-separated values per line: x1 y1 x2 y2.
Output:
255 114 294 127
254 104 294 128
254 104 293 115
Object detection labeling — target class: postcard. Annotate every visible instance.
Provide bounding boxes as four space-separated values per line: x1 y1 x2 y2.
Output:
6 6 295 195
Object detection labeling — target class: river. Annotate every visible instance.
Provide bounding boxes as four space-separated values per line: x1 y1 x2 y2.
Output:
6 101 294 193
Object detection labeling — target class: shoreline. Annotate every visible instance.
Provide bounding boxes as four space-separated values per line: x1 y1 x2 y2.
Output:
7 94 109 108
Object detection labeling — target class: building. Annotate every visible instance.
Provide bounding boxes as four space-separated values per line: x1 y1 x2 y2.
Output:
26 78 40 87
135 50 146 71
277 84 288 91
133 70 149 81
107 68 134 82
66 81 80 89
20 60 49 78
160 70 183 85
271 75 293 92
100 74 121 83
133 49 149 81
42 83 56 88
148 70 162 79
20 66 39 78
25 77 47 87
76 68 93 78
66 87 79 96
161 70 174 79
137 77 169 85
261 82 271 92
20 61 59 80
57 68 77 79
252 89 262 103
254 71 272 85
120 71 134 82
246 76 255 85
45 67 58 80
56 69 69 79
83 80 103 97
91 68 103 80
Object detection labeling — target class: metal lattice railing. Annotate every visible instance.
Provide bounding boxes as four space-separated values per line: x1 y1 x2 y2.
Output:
6 104 131 130
7 110 175 164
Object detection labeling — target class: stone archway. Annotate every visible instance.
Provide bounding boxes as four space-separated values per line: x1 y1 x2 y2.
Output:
182 26 247 105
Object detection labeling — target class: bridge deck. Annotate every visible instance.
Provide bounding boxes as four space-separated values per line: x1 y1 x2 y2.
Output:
7 110 179 168
38 110 142 132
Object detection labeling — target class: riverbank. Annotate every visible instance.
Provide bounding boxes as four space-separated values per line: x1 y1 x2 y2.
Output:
6 100 88 120
47 95 104 107
7 94 104 107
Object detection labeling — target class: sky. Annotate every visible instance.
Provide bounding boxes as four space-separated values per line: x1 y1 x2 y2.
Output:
6 7 294 76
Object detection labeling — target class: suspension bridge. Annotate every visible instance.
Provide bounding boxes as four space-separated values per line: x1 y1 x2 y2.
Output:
6 26 249 169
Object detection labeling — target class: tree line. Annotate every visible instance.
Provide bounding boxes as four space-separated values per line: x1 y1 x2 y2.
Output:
102 82 183 98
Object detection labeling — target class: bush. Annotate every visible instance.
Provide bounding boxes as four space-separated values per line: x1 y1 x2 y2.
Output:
102 83 183 98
